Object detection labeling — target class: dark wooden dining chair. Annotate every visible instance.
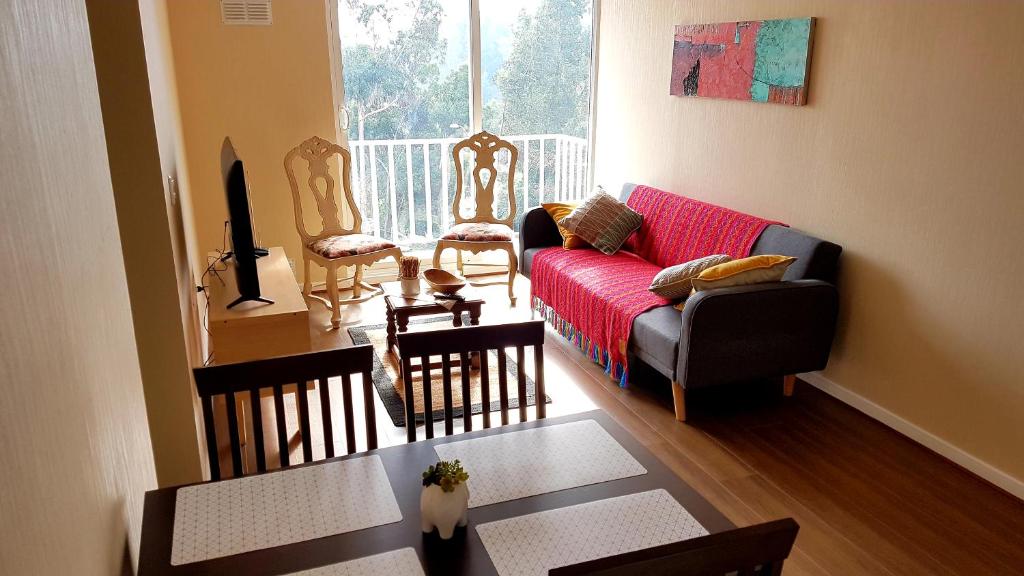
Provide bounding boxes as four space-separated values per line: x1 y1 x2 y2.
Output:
549 518 799 576
396 320 545 442
193 345 376 480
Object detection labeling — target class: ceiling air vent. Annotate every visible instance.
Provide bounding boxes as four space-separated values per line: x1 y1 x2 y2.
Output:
221 0 272 26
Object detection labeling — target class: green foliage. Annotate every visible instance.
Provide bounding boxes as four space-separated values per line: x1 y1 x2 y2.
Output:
422 459 469 492
487 0 592 138
341 0 591 141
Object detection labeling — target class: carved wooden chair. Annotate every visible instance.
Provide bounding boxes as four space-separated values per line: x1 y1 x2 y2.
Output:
285 136 402 327
432 131 519 305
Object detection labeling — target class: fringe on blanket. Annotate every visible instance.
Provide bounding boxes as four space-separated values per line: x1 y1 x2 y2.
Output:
534 296 629 388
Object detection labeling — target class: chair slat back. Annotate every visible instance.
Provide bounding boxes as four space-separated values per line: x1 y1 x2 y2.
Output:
193 345 376 480
397 321 545 442
451 130 518 227
283 135 361 244
548 518 799 576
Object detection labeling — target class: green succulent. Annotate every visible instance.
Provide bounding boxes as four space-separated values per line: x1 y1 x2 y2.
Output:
422 459 469 493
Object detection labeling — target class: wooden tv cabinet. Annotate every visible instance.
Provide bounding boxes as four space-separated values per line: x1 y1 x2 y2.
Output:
207 246 311 364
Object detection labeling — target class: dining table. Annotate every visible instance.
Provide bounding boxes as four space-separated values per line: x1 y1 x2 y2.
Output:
138 409 734 575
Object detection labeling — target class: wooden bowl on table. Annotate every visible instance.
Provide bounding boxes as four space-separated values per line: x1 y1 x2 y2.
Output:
422 268 467 295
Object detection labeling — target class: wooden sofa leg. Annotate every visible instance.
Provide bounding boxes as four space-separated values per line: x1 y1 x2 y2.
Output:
671 381 687 422
783 375 796 397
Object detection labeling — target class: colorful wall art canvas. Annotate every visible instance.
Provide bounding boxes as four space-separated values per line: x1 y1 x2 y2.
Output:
670 18 815 105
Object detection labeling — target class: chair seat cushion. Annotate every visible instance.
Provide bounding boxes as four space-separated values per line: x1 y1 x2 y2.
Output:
441 222 513 242
307 234 396 259
629 305 683 380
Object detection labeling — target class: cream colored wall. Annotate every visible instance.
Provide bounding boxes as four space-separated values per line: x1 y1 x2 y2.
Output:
594 1 1024 483
0 0 157 573
167 0 341 286
87 0 206 488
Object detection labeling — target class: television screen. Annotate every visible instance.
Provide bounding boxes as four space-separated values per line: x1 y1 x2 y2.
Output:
220 137 271 308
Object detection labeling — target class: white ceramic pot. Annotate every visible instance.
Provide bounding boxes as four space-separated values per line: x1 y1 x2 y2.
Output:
420 482 469 540
400 277 421 297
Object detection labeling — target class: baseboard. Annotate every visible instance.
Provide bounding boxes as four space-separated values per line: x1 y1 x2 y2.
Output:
798 371 1024 501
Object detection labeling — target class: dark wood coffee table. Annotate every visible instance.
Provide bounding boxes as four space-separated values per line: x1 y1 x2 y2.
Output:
383 282 484 366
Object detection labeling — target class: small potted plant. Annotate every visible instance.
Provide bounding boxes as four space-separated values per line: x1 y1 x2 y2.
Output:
420 459 470 539
399 256 421 297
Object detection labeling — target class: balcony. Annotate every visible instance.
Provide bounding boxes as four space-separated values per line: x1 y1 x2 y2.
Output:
348 134 588 249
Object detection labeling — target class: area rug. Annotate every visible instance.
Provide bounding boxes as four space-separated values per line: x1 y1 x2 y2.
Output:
348 316 550 427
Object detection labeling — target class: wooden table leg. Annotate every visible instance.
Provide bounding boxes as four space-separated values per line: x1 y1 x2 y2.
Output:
386 304 397 355
469 304 481 369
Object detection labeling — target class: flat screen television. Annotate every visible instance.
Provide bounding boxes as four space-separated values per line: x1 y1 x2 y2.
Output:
220 137 272 308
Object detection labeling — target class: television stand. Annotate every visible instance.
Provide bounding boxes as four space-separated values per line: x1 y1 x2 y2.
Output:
225 294 273 309
208 246 310 363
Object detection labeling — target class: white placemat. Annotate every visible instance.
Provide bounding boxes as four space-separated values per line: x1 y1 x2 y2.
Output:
433 419 647 508
171 455 402 565
476 489 708 576
286 548 424 576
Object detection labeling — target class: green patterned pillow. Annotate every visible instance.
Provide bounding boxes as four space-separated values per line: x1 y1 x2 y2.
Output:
557 190 642 255
649 254 732 299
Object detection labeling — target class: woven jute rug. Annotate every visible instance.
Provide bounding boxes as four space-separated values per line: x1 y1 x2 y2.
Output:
348 315 549 427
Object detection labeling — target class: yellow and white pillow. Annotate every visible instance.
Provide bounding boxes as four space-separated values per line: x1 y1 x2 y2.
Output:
690 255 796 292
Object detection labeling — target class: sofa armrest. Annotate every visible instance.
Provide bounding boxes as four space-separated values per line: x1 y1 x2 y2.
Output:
676 280 839 390
518 206 563 276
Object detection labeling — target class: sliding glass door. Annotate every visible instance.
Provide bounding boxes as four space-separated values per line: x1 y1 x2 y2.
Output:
336 0 595 247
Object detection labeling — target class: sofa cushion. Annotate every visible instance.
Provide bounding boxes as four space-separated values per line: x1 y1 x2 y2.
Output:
522 247 546 278
751 225 842 282
630 306 682 380
649 254 731 299
541 202 589 249
557 190 642 254
691 255 796 292
623 185 782 268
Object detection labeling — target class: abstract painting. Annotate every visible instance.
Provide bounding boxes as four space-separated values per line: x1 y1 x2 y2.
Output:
669 18 815 105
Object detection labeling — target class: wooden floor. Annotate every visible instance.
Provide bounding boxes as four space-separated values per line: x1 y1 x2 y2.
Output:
226 270 1024 575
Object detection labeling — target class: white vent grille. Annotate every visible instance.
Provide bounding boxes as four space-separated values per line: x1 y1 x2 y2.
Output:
221 0 272 26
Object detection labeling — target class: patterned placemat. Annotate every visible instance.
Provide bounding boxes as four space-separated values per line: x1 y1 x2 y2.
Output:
286 548 424 576
171 455 402 565
476 489 709 576
433 419 646 508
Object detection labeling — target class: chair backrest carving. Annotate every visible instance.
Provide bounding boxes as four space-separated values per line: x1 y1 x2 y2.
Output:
451 131 518 227
284 136 362 244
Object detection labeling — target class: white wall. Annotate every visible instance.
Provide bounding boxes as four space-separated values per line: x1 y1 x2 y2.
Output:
0 1 157 573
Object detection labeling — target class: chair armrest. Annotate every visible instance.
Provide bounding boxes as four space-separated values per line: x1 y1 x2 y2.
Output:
518 206 563 275
676 280 839 389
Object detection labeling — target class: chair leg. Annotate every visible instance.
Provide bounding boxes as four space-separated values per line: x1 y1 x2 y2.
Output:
432 243 444 269
302 255 312 296
783 375 796 397
353 264 363 298
505 246 518 306
326 265 341 328
671 381 687 422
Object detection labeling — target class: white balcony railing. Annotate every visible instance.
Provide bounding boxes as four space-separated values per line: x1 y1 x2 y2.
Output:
349 134 588 247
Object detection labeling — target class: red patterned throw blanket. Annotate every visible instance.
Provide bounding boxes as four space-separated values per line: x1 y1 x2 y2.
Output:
531 185 782 385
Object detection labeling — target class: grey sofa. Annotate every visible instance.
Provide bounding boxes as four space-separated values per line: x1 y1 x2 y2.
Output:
519 183 842 421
